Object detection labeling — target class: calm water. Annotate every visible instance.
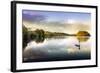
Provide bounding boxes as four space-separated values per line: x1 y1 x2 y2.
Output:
23 36 91 62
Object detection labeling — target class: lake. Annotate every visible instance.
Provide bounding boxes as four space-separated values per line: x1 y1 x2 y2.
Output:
23 36 91 62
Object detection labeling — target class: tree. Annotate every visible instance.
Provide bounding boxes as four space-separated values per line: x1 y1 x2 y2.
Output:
23 25 28 49
76 31 90 42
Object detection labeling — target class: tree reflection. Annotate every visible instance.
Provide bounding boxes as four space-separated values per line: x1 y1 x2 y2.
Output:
29 29 45 43
23 25 91 50
76 31 90 42
75 31 90 50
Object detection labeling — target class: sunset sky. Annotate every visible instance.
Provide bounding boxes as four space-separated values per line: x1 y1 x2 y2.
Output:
22 10 91 34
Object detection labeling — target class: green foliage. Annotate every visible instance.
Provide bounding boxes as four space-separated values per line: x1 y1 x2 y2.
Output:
23 25 28 49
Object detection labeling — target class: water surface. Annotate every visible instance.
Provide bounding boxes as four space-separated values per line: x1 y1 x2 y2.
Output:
23 36 91 62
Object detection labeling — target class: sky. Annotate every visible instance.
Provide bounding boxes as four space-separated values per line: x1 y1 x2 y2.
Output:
22 10 91 34
22 10 91 24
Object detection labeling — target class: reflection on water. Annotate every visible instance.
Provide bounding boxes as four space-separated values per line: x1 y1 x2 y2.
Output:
23 35 91 62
